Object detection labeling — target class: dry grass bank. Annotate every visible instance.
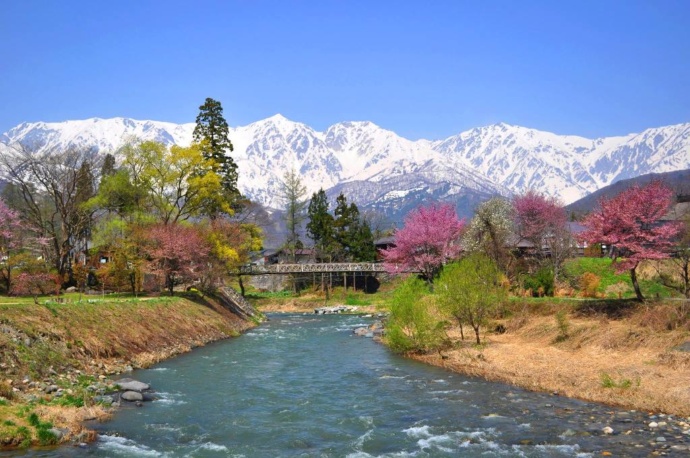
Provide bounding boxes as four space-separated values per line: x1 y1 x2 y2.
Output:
0 293 255 448
411 301 690 416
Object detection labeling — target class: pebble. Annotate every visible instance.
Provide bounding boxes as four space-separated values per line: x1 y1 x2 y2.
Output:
649 422 659 428
656 436 666 442
602 426 614 435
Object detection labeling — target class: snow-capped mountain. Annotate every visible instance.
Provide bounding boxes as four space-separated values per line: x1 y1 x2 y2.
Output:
2 116 689 216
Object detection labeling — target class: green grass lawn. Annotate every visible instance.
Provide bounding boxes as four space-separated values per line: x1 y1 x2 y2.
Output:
562 257 680 299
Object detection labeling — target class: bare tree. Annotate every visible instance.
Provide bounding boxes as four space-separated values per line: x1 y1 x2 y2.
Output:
279 168 307 263
1 144 101 277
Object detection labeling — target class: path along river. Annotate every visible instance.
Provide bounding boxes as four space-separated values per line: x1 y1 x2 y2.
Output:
5 313 688 457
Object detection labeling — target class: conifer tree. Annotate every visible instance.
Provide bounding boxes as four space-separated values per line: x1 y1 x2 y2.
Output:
307 189 335 261
332 193 376 262
193 97 240 211
333 193 357 261
100 153 116 184
350 217 376 262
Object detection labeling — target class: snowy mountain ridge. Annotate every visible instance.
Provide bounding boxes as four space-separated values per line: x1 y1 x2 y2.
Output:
2 115 689 213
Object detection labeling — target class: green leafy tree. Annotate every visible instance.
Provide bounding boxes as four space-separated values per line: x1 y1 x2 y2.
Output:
437 254 506 344
88 169 148 219
119 141 226 224
385 276 445 353
193 97 240 212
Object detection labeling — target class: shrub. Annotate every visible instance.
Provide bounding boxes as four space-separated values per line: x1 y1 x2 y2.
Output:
522 268 554 297
600 372 636 389
385 276 445 353
554 309 570 342
0 381 15 400
37 427 58 446
580 272 601 298
27 413 40 427
605 282 630 299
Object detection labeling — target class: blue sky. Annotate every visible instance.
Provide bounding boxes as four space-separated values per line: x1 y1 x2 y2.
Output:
2 0 689 140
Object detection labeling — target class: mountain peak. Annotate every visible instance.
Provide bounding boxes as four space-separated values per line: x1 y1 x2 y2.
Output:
1 116 689 209
267 113 289 121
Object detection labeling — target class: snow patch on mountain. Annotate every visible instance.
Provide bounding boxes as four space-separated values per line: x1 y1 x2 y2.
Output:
2 116 689 212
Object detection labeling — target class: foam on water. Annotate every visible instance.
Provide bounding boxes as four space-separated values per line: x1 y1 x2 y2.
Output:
154 391 187 406
195 442 228 451
99 435 164 457
403 425 431 439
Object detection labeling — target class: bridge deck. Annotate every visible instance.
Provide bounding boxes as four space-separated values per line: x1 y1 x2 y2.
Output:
238 262 387 275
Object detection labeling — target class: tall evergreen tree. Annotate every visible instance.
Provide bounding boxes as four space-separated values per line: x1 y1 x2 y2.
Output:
332 193 375 261
333 193 355 260
350 217 377 262
307 189 335 261
193 97 240 211
100 153 117 185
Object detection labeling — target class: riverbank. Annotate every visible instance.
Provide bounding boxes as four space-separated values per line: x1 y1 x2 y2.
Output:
410 300 690 417
0 293 256 449
257 298 377 314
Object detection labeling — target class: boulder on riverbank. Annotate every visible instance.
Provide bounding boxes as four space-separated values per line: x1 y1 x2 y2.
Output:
353 321 385 338
121 391 144 402
116 378 150 392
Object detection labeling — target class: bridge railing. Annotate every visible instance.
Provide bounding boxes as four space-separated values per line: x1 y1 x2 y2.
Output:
238 262 388 275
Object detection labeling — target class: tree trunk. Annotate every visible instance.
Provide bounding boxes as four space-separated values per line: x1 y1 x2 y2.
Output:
167 274 175 296
238 275 245 297
473 325 481 344
630 267 644 302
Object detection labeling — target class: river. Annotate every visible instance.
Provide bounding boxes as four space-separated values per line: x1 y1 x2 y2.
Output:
3 313 687 457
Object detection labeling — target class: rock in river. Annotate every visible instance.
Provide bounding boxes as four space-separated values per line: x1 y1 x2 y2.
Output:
121 391 144 402
117 378 150 392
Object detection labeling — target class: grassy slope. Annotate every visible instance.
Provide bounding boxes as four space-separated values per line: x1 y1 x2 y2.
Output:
562 257 683 299
0 293 254 448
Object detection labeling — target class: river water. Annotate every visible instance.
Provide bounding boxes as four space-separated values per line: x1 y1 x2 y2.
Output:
4 313 688 457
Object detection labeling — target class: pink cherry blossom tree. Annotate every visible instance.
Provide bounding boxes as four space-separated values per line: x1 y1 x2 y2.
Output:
512 191 572 283
142 223 211 295
579 181 680 301
0 199 24 291
381 203 465 283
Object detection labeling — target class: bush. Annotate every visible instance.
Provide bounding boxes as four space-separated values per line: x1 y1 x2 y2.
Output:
600 372 636 389
522 267 554 297
0 381 15 400
580 272 601 298
605 282 630 299
554 309 570 342
37 427 58 446
385 277 445 353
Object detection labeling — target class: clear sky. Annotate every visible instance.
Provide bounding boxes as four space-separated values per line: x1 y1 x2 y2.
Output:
2 0 689 140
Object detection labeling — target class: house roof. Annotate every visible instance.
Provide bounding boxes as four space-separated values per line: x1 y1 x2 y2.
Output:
375 236 396 246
